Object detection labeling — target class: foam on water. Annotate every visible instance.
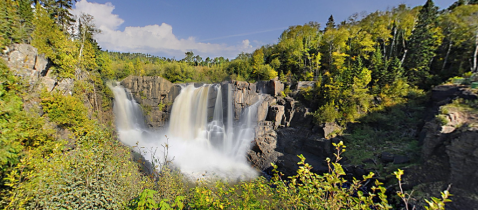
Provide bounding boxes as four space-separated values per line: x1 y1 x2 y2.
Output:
110 83 261 181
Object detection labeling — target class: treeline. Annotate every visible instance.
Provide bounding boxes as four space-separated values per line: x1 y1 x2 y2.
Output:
0 0 472 208
107 50 278 83
107 0 478 126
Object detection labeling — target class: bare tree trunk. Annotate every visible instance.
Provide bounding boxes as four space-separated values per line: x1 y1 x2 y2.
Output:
400 49 408 66
389 26 398 59
442 40 452 72
93 84 98 112
78 30 86 62
473 32 478 72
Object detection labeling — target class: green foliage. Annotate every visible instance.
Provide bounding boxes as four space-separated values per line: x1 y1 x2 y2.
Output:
40 90 92 135
0 60 23 172
314 102 338 124
404 0 443 88
32 4 76 80
0 60 55 178
158 102 165 111
4 127 146 209
268 141 392 209
130 189 159 210
436 114 449 125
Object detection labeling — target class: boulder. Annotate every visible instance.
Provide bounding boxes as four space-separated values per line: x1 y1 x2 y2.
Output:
393 155 410 164
380 152 394 163
322 122 341 138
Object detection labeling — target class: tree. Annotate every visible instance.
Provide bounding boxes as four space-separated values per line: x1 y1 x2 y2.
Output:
96 51 113 79
43 0 76 32
404 0 442 88
0 0 21 47
325 15 336 31
32 4 76 82
183 51 194 64
442 5 478 72
77 13 100 71
17 0 34 43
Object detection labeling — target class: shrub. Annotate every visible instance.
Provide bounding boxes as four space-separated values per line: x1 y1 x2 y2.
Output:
4 128 147 209
40 90 93 135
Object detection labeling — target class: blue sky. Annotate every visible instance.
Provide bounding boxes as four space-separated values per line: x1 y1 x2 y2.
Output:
72 0 457 59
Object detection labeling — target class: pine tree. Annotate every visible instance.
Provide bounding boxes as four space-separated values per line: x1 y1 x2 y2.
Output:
43 0 76 32
32 4 76 81
0 0 21 46
325 15 336 31
17 0 34 43
404 0 442 88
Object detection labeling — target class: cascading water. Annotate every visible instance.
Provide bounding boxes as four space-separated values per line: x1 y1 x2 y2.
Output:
110 82 260 180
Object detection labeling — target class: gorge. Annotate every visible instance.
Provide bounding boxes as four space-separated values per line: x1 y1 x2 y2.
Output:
111 81 264 180
112 76 337 179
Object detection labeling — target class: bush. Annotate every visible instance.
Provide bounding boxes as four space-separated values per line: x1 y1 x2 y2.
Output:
131 141 452 209
314 102 338 123
40 90 93 135
4 128 147 209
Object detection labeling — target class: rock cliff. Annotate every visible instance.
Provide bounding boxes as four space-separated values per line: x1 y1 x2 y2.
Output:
405 85 478 209
120 76 180 128
1 44 73 92
121 76 335 176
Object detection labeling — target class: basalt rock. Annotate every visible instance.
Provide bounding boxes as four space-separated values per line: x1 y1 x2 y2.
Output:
121 76 179 128
122 77 334 178
267 105 285 129
405 86 478 209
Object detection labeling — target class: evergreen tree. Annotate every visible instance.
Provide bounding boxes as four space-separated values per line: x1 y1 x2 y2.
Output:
325 15 336 31
32 4 76 81
404 0 442 88
43 0 76 32
17 0 34 43
0 0 21 47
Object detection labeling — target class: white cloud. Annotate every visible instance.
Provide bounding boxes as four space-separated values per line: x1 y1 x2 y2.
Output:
72 0 255 58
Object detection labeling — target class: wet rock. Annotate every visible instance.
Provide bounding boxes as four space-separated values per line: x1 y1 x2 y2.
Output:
248 121 281 170
257 96 275 122
121 76 176 128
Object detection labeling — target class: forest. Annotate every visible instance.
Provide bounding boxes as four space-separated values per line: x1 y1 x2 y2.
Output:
1 0 477 209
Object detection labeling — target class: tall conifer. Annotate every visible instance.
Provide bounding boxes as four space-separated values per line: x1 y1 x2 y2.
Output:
404 0 441 88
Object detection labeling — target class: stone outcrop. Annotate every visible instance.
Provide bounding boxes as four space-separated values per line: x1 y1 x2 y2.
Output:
120 76 180 128
405 86 478 210
2 43 73 92
296 81 316 90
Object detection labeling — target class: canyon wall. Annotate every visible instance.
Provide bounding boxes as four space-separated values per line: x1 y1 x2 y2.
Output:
120 76 336 175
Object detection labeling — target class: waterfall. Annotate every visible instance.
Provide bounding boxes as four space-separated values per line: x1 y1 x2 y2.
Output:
111 83 260 180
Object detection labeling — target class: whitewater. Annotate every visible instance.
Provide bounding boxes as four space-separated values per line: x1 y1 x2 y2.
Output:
110 83 261 181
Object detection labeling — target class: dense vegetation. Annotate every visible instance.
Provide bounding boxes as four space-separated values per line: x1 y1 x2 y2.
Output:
1 0 476 209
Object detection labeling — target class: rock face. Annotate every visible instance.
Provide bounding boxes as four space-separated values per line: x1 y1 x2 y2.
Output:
2 44 73 92
124 76 336 174
120 76 179 128
405 86 478 210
